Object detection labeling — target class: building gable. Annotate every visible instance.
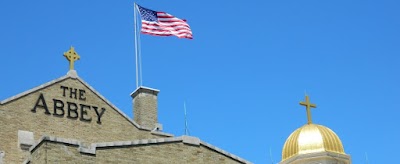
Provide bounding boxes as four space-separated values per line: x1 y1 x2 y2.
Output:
0 73 171 163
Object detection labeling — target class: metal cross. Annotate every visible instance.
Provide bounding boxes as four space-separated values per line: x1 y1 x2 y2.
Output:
63 46 80 70
299 95 317 124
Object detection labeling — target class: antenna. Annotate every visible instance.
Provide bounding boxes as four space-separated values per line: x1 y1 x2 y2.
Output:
269 147 274 164
184 101 190 135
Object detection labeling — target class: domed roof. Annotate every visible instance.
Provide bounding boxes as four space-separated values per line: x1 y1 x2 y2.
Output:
281 95 346 162
281 123 345 161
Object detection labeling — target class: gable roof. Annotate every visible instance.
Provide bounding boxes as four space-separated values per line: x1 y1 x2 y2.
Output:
0 70 172 137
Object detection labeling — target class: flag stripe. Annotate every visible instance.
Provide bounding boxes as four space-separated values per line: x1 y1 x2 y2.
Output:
142 26 192 33
137 5 193 39
141 29 193 36
142 21 191 29
141 32 193 39
141 28 192 34
142 22 191 29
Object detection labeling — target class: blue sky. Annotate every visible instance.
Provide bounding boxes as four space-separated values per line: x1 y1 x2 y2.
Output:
1 0 399 163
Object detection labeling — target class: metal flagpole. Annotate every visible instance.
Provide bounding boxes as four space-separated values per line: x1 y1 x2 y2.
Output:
139 33 143 86
137 4 143 86
133 3 139 88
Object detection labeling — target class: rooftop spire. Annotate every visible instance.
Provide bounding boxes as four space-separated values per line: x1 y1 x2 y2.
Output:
63 46 80 71
299 95 317 124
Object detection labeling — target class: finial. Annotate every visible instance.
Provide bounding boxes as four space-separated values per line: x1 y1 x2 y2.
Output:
299 94 317 124
63 46 80 71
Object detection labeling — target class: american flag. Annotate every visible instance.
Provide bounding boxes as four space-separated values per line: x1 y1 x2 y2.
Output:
136 5 193 39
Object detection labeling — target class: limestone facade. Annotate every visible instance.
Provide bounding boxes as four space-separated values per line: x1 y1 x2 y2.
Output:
132 87 160 130
24 136 248 164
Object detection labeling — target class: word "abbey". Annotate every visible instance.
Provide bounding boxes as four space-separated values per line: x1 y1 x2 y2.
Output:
31 86 106 124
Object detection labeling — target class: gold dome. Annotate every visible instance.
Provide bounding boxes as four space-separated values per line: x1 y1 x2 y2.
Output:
281 123 345 161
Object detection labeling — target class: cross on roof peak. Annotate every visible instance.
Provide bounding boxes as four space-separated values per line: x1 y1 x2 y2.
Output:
63 46 80 71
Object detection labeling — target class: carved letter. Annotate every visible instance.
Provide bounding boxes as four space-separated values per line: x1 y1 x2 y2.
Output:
53 99 65 117
70 88 77 99
79 89 86 101
60 86 68 97
79 104 92 122
67 102 78 119
93 106 106 124
31 93 50 115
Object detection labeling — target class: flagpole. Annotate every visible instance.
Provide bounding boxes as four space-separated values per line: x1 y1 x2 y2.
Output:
137 4 143 86
133 3 139 88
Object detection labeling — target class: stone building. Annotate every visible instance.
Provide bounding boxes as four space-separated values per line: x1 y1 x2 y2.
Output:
0 47 251 163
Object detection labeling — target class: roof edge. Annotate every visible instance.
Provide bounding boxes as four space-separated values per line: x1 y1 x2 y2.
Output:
0 75 71 105
26 135 252 164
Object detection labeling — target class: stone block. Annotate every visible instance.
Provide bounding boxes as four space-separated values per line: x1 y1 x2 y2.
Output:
154 123 163 131
18 130 34 150
0 151 4 164
182 135 200 146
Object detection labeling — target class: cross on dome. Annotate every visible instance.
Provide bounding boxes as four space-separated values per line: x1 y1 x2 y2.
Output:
299 95 317 124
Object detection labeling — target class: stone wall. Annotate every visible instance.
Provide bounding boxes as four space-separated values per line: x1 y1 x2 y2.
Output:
132 87 159 130
28 140 245 164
